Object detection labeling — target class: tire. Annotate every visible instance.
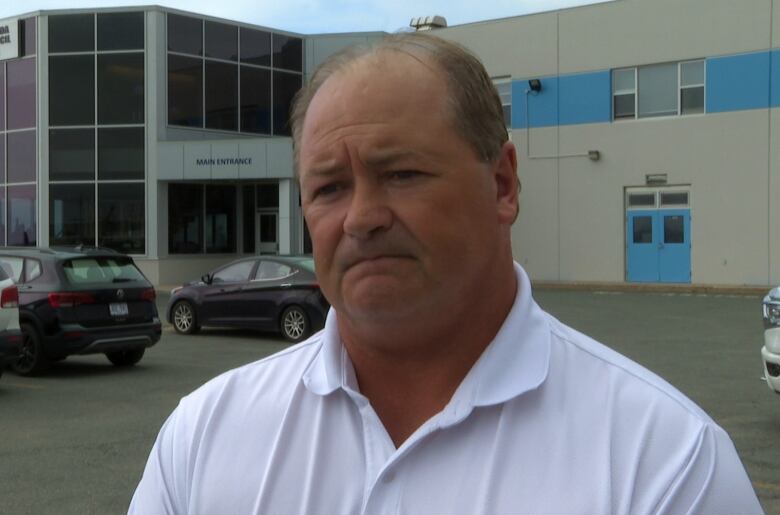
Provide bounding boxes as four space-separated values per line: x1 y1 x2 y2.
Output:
172 300 199 334
106 348 145 367
12 323 49 376
280 305 310 343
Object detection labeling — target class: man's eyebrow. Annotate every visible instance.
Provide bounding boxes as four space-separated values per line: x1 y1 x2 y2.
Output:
362 149 420 168
302 161 345 178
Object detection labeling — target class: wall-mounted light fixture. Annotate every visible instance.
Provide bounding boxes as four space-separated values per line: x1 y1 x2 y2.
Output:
528 78 542 92
588 150 601 161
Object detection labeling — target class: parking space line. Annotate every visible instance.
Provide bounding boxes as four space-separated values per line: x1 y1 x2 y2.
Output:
3 381 45 390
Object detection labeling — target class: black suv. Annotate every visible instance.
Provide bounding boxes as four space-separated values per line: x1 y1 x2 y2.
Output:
0 246 162 375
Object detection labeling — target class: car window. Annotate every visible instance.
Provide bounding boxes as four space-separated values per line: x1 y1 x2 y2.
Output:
25 259 42 282
212 260 255 283
254 261 293 281
63 257 146 285
0 256 23 281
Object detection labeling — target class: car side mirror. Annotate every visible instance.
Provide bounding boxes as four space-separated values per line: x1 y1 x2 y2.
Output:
201 273 212 285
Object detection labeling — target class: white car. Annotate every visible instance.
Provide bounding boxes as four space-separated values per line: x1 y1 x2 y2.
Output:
761 287 780 394
0 263 21 379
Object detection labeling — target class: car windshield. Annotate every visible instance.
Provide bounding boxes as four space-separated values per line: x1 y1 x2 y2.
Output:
62 257 147 285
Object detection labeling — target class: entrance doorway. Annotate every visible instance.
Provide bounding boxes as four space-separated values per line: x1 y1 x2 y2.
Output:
256 212 278 254
625 188 691 283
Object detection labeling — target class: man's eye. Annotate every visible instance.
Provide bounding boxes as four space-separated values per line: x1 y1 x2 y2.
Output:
388 170 423 181
313 182 343 198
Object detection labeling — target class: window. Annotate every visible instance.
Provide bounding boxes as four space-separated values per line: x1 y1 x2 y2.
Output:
97 12 144 51
680 60 704 115
50 129 95 181
167 15 302 135
206 185 236 253
169 184 203 254
212 260 254 283
613 68 636 119
613 59 705 120
492 78 512 127
50 184 95 245
25 259 42 282
7 58 36 129
7 131 36 183
205 61 238 131
0 256 23 281
98 53 144 124
242 185 255 253
627 193 655 207
21 17 36 57
254 261 292 281
240 66 271 134
98 128 144 180
168 54 203 127
257 183 279 208
660 191 689 206
49 14 94 53
50 55 95 126
98 183 145 254
272 34 302 72
169 184 239 254
633 216 653 244
664 215 684 244
168 14 202 56
205 21 237 61
8 184 36 246
273 71 302 136
241 28 271 66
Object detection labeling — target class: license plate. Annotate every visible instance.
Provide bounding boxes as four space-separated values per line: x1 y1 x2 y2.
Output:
109 302 129 317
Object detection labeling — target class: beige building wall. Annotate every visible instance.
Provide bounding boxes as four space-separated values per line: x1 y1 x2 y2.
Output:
439 0 780 286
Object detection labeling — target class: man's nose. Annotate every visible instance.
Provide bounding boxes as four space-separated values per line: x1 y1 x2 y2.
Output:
342 182 392 239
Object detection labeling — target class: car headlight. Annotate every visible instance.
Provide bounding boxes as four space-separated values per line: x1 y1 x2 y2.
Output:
170 286 183 296
764 302 780 325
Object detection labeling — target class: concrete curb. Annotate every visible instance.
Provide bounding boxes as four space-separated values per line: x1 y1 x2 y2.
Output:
532 281 768 296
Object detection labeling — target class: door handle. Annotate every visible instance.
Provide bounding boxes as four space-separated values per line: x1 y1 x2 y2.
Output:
280 283 292 288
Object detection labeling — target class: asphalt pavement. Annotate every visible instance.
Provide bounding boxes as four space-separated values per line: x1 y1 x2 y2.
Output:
0 289 777 514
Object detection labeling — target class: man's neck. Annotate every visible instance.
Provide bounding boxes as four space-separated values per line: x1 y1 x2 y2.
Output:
339 267 518 447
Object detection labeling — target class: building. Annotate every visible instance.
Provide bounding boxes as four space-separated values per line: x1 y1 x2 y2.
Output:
0 1 777 286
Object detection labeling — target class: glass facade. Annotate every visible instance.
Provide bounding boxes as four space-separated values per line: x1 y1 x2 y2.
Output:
167 13 303 136
0 17 37 246
48 12 145 253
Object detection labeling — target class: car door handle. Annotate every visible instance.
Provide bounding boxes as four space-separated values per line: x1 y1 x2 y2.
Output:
280 283 292 288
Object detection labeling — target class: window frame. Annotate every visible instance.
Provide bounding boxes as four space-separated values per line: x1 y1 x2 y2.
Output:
613 59 706 121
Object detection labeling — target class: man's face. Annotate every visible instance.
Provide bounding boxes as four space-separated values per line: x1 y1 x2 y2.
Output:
298 52 517 326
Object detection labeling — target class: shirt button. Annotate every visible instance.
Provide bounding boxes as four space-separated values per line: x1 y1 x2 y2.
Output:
383 471 396 483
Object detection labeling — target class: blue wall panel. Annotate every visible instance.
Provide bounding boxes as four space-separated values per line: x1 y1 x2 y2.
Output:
707 51 770 113
512 77 558 129
558 71 612 125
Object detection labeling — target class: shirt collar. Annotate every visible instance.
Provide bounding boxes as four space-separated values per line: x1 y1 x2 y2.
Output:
303 262 551 405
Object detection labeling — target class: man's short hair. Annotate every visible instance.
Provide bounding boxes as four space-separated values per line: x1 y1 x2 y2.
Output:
290 32 510 173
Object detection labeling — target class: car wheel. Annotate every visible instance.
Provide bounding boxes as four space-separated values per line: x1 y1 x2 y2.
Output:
281 305 310 343
106 348 145 367
172 300 199 334
12 323 49 376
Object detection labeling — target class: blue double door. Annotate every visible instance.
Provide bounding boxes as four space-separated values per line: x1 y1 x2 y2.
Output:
627 209 691 283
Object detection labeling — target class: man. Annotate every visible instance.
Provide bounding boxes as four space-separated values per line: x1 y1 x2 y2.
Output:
130 33 763 513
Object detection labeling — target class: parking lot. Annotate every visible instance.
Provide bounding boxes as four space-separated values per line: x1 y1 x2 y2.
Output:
1 289 779 514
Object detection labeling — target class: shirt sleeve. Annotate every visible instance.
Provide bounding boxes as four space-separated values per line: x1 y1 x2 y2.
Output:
127 405 190 515
652 423 764 514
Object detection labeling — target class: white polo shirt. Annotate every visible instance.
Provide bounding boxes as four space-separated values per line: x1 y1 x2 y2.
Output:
129 264 762 514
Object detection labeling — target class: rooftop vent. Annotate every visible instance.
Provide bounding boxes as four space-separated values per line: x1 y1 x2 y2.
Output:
409 15 447 31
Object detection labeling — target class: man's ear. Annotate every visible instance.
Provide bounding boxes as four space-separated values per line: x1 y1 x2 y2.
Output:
493 141 519 224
